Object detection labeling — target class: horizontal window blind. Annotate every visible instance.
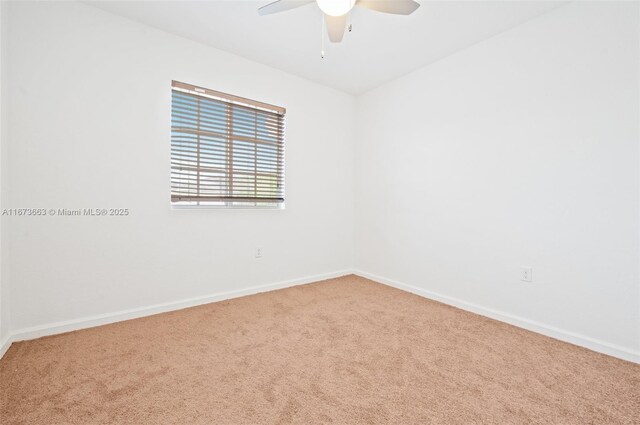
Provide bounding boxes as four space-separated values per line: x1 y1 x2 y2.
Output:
171 81 285 206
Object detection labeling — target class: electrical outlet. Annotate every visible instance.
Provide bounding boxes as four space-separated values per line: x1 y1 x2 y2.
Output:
520 266 533 282
255 248 263 258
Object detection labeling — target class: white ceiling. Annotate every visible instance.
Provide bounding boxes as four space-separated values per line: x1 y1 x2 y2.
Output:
87 0 566 94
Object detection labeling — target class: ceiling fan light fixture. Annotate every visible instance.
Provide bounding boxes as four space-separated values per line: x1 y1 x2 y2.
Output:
316 0 355 17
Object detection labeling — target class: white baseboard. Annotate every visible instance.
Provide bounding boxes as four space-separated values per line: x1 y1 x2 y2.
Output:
0 269 352 361
354 270 640 364
0 333 13 360
3 269 638 365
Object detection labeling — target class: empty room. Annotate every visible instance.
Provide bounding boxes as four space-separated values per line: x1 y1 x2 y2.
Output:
0 0 638 423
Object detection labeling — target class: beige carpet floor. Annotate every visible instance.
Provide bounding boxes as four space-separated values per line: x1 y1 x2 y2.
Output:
1 275 639 424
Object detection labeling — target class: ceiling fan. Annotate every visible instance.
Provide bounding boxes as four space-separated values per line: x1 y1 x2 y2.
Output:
258 0 420 43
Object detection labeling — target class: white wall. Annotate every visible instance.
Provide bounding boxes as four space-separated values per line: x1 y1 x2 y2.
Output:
355 1 640 355
0 0 5 346
4 1 355 332
3 1 639 362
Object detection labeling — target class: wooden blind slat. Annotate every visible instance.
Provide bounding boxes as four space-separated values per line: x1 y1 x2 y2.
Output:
172 81 286 115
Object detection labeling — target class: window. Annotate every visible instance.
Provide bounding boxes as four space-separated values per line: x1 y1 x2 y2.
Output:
171 81 285 208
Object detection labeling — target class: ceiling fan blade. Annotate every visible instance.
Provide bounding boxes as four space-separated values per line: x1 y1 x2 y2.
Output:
258 0 314 16
356 0 420 15
325 14 347 43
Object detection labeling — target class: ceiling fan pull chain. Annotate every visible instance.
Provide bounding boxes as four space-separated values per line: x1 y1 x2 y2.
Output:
321 13 326 59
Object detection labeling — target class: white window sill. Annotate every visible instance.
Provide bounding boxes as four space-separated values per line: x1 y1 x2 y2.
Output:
170 204 285 210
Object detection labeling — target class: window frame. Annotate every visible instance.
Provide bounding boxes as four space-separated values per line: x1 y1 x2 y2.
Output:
170 81 286 209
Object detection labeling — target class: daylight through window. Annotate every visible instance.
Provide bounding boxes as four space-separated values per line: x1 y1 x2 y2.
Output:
171 81 285 207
